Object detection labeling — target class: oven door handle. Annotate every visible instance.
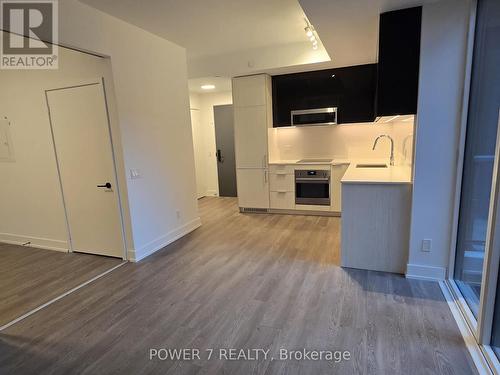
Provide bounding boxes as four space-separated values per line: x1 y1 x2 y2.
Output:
296 178 330 183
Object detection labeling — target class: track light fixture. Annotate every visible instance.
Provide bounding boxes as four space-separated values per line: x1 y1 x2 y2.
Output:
304 19 319 50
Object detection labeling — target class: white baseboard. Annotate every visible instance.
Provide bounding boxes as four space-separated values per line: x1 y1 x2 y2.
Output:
406 263 447 281
0 232 68 252
128 217 202 262
206 189 218 197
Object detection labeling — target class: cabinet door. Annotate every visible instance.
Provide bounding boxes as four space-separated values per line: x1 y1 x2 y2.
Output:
337 64 377 124
269 173 294 192
272 64 376 126
232 75 267 107
331 164 349 212
377 7 421 116
234 106 268 168
270 191 295 209
272 69 341 127
236 169 270 209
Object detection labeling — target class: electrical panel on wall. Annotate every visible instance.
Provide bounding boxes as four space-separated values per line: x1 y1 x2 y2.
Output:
0 118 15 161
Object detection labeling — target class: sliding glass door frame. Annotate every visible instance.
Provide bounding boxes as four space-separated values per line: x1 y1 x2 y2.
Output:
480 110 500 371
446 0 480 337
476 108 500 345
448 108 500 338
448 105 500 371
445 0 500 371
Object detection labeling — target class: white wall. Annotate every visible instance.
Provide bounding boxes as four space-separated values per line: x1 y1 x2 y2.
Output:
407 0 471 280
0 1 200 261
0 40 130 252
55 0 200 261
189 91 233 197
268 121 414 166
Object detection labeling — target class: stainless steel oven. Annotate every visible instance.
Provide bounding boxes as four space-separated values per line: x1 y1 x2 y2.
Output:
295 170 331 206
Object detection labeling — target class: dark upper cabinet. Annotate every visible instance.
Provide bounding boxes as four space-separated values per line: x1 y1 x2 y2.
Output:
376 6 422 116
272 64 377 127
271 6 421 126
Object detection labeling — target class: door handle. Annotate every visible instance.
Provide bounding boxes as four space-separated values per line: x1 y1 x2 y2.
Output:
97 182 112 189
216 149 224 163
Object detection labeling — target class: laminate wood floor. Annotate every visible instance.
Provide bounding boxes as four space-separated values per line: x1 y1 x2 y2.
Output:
0 242 122 327
0 197 477 374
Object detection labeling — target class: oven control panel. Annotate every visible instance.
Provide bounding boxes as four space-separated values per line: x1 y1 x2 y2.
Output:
295 170 330 179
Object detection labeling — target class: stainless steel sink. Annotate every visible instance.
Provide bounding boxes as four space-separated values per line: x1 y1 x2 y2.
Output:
356 163 388 168
297 158 333 163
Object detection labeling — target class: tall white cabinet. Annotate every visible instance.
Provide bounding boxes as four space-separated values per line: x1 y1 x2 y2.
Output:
232 74 272 210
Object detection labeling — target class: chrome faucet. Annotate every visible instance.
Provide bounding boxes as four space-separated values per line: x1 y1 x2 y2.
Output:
372 135 395 166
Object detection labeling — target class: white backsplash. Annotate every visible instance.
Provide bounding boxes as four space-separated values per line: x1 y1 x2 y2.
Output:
268 120 414 166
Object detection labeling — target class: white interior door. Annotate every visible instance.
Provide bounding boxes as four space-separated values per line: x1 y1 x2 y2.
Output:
46 82 124 258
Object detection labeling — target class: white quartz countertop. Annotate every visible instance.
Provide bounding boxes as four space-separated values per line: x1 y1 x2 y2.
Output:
268 159 412 184
341 162 412 184
269 159 350 166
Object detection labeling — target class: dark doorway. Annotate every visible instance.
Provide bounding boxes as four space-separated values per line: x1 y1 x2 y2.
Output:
214 105 237 197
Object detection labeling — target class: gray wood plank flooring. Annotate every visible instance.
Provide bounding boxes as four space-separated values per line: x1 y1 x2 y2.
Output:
0 243 122 327
0 197 477 374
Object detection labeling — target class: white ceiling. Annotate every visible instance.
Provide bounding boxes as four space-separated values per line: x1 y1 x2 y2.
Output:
188 77 232 94
299 0 438 68
80 0 315 59
79 0 437 85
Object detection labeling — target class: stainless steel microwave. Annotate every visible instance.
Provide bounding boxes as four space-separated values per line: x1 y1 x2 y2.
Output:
290 107 337 126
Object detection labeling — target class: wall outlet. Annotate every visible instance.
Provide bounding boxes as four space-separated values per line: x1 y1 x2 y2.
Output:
421 239 432 252
176 210 181 220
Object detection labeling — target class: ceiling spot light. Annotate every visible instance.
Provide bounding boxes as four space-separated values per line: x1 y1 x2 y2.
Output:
201 84 215 90
304 18 320 51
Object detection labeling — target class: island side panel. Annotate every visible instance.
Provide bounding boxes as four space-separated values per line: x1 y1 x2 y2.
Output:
341 183 411 274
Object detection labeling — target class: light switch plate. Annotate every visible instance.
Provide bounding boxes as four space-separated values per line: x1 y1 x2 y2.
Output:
130 169 141 179
421 239 432 252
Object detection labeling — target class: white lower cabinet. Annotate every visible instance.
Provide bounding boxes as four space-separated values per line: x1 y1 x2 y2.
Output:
239 162 348 214
269 168 295 210
236 169 269 209
270 191 295 209
269 165 295 174
269 173 294 192
331 164 349 212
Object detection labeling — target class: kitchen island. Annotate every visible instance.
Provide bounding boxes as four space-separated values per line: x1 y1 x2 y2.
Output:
340 163 412 274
